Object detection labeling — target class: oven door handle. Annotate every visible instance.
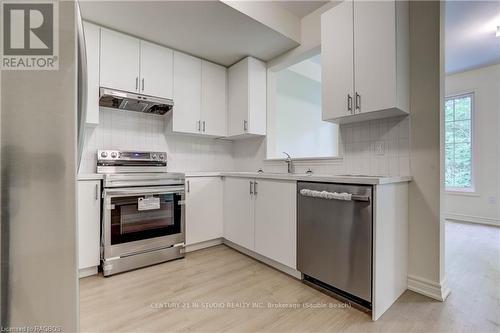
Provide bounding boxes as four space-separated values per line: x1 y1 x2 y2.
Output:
103 186 185 197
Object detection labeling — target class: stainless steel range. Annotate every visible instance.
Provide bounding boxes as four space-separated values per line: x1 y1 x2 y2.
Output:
97 149 185 276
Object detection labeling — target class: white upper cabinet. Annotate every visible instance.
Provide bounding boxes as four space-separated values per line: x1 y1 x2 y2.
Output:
228 57 266 138
83 21 100 126
321 1 354 121
254 179 297 269
321 0 409 124
201 60 227 137
100 28 174 100
185 177 224 245
100 28 140 93
140 40 173 99
173 52 228 137
173 51 202 134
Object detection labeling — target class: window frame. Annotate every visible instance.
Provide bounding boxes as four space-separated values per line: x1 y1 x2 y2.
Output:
444 91 476 193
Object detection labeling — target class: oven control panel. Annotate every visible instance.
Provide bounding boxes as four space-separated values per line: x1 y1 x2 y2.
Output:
97 150 167 163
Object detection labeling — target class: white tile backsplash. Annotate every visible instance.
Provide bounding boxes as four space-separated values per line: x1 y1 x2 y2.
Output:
79 109 234 174
79 109 410 177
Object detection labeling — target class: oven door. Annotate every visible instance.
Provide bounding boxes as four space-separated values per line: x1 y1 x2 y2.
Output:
102 186 185 259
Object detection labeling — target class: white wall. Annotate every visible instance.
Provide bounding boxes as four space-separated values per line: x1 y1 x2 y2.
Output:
407 0 448 300
79 109 234 174
444 64 500 226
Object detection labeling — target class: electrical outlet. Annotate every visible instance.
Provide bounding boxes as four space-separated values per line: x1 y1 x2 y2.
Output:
488 196 497 204
374 141 385 155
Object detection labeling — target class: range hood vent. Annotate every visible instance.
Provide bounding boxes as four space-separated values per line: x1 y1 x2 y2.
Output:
99 87 173 115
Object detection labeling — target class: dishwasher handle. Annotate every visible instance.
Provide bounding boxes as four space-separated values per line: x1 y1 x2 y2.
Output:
299 189 370 202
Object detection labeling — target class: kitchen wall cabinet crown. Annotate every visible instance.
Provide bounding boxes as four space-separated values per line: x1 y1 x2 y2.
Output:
321 0 409 124
172 51 227 137
227 57 267 138
223 177 296 269
99 28 173 99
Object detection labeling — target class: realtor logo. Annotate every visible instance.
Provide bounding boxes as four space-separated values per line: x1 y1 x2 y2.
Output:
1 1 59 70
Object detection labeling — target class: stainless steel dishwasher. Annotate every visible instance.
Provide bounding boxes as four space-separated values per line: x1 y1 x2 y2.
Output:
297 181 373 310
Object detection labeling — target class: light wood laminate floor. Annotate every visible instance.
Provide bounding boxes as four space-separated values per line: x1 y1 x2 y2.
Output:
80 221 500 332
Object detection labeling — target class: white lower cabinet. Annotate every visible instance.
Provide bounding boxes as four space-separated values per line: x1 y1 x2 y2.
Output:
254 179 296 269
185 177 223 245
223 177 255 250
77 180 101 277
223 177 297 269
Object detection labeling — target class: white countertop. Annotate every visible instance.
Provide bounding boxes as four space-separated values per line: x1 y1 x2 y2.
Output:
187 172 411 185
79 171 411 185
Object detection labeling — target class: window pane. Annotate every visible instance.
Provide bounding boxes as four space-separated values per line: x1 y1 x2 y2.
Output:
445 122 455 143
454 142 471 161
454 120 471 143
445 99 454 121
454 97 471 120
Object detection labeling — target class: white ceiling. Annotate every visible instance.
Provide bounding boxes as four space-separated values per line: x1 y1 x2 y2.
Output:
270 1 329 18
80 1 300 67
445 1 500 74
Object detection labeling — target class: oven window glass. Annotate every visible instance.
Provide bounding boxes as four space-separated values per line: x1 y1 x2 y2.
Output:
110 192 181 245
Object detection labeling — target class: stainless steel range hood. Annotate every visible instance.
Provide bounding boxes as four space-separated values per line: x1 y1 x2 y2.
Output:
99 87 173 115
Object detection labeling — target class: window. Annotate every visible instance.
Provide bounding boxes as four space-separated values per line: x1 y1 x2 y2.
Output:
445 93 474 191
266 54 338 159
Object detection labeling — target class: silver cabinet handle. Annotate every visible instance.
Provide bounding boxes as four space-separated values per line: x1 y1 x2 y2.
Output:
249 180 253 195
254 181 258 195
355 92 361 113
142 78 145 91
243 120 248 131
135 77 138 91
203 121 206 132
347 94 353 114
95 183 99 200
186 180 190 193
197 120 201 131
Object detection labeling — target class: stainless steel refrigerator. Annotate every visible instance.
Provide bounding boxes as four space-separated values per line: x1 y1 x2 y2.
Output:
1 1 86 331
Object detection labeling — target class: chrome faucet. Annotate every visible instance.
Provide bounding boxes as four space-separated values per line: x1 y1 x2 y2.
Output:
283 152 294 174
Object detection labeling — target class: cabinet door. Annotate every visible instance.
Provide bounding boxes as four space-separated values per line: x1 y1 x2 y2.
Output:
100 28 140 93
354 1 396 114
83 21 100 125
78 180 101 270
185 177 223 245
321 1 354 121
201 61 227 136
247 58 267 135
140 41 173 99
173 51 202 134
223 177 254 250
254 180 296 268
228 58 248 136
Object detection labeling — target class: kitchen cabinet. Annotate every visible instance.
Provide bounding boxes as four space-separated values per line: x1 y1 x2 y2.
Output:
223 177 254 250
227 57 266 138
185 177 223 245
223 177 296 269
140 40 173 99
201 61 227 136
173 52 227 137
321 0 409 124
100 28 140 93
254 179 296 269
173 51 202 134
100 28 174 99
83 21 100 126
77 180 101 277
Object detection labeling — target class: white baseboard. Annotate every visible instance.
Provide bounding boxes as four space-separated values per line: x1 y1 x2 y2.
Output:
407 275 450 301
79 266 98 278
445 213 500 227
184 238 223 253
